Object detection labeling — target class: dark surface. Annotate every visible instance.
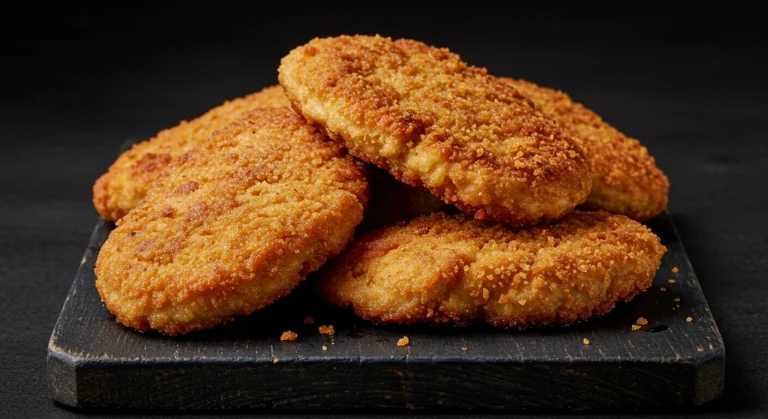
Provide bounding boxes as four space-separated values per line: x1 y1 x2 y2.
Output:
47 210 723 411
2 4 767 418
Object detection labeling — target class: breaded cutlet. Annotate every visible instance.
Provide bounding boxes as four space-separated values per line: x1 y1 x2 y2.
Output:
317 211 666 328
279 35 592 227
95 108 368 335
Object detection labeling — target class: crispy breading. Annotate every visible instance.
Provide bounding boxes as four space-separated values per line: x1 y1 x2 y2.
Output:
92 85 290 221
95 108 368 335
279 35 592 227
360 164 452 232
502 78 669 221
317 211 666 328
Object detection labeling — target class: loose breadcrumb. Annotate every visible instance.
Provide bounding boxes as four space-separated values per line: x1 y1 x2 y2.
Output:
318 325 335 335
697 347 704 352
303 316 315 325
672 267 679 273
636 317 648 326
482 288 490 300
660 287 667 292
686 317 693 322
674 298 681 302
280 331 298 341
322 345 328 351
583 338 590 345
668 279 676 284
397 336 410 347
631 325 642 331
462 346 468 351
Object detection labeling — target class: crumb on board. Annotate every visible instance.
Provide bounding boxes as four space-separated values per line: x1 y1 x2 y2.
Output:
318 325 335 335
660 287 667 292
672 266 679 273
280 331 298 341
397 336 410 347
322 345 328 351
583 338 590 345
668 279 676 284
462 346 468 351
686 317 693 322
636 317 649 326
674 298 681 302
631 325 642 331
303 316 315 325
697 347 704 352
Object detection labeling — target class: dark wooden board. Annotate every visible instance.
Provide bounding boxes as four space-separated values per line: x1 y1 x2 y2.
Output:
48 143 725 412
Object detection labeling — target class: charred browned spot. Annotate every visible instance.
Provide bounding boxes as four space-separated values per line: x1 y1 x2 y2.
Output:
184 202 210 226
135 153 172 174
174 181 199 196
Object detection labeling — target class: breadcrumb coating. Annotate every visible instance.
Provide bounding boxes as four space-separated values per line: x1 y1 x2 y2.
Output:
95 108 368 335
317 211 665 328
279 35 592 227
92 85 290 221
501 78 669 221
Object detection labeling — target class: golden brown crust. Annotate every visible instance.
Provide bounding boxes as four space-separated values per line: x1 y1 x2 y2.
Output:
279 35 592 227
501 78 670 221
316 211 666 328
92 85 290 221
95 108 368 335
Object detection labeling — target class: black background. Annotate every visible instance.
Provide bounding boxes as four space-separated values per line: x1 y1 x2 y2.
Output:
2 3 766 418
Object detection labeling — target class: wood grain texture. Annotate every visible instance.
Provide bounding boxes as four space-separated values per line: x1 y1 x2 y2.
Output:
47 140 724 411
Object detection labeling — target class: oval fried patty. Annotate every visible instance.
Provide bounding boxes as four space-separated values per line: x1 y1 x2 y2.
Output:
502 78 670 221
279 35 592 227
93 85 290 221
317 211 665 328
95 108 369 335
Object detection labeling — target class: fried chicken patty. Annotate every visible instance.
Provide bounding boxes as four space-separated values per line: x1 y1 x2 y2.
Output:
279 35 592 227
95 108 368 335
502 78 670 221
317 211 665 328
93 85 290 221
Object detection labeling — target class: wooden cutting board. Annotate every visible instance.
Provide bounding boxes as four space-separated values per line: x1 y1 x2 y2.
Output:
48 144 724 412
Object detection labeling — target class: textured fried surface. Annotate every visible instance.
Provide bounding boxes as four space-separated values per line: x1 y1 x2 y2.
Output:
360 165 452 232
317 211 665 328
95 108 368 335
279 35 592 227
93 85 290 221
502 78 669 221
